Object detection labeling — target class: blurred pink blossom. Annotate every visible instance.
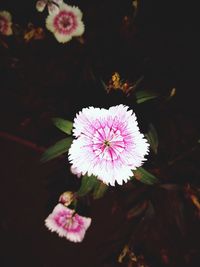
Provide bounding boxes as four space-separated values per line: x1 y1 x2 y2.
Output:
69 105 149 186
45 204 91 242
36 0 63 14
45 3 84 43
0 11 13 36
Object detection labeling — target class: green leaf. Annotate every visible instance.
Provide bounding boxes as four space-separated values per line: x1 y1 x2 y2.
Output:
135 90 158 104
77 175 98 197
145 123 158 154
40 137 72 162
52 117 73 135
93 181 108 199
133 167 158 185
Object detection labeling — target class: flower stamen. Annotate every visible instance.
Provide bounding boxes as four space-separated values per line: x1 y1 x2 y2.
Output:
104 140 110 147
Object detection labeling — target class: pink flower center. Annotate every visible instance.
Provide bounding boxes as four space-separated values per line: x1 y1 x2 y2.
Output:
92 124 126 161
0 16 8 34
55 211 83 233
53 10 77 35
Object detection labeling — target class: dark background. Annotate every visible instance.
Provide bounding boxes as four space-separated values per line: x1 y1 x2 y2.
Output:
0 0 199 266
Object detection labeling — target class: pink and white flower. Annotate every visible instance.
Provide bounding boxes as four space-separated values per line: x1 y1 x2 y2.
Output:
68 105 149 186
45 3 84 43
45 203 91 242
0 11 13 36
36 0 63 14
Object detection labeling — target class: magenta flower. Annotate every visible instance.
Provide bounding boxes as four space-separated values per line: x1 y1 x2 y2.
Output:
36 0 63 14
45 204 91 242
0 11 13 36
45 3 84 43
68 105 149 186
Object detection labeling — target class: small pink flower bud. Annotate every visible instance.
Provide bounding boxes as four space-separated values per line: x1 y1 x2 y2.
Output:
59 191 74 206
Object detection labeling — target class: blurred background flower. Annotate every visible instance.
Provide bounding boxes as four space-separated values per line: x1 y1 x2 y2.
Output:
0 10 12 36
46 3 84 43
36 0 63 14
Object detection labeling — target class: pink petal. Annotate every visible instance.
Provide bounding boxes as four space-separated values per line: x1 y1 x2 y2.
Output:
45 204 91 242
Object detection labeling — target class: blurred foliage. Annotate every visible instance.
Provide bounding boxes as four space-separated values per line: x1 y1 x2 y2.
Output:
135 90 158 104
145 123 158 154
133 167 158 185
41 137 72 162
76 174 108 199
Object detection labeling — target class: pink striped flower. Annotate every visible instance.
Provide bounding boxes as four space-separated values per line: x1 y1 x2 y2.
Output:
0 11 13 36
45 3 84 43
45 204 91 242
68 105 149 186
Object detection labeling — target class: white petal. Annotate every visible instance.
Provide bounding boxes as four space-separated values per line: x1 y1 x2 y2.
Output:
45 13 55 33
72 21 85 37
54 32 72 43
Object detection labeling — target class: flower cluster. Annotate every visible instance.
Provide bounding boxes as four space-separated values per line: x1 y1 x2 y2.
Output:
45 105 149 241
0 11 13 36
36 0 84 43
68 105 149 186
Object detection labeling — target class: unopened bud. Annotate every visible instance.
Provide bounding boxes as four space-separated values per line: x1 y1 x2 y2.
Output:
59 191 74 206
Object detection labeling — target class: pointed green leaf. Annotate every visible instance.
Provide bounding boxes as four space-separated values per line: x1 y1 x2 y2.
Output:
145 123 158 154
52 117 73 135
77 175 98 197
135 90 158 104
133 167 158 185
40 137 72 162
93 181 108 199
